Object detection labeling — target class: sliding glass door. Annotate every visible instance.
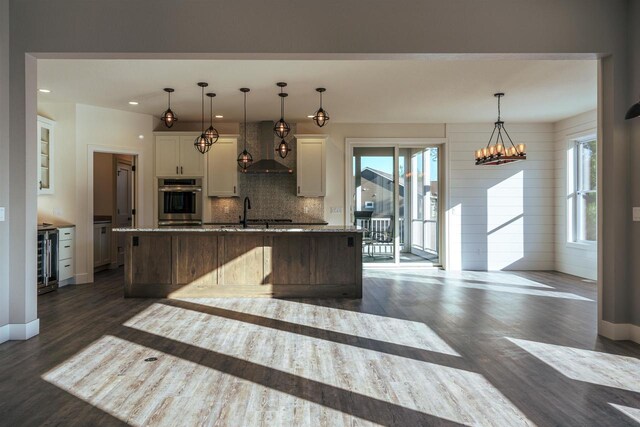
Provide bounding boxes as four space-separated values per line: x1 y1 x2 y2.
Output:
352 144 441 266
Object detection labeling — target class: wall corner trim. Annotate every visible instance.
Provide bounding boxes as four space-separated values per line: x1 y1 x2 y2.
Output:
0 324 9 344
598 320 640 344
0 319 40 343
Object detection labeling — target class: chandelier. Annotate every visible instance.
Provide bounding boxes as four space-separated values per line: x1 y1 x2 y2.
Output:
475 93 526 166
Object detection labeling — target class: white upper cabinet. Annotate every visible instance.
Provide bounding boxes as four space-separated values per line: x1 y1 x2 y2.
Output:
207 136 239 197
179 136 205 177
296 135 328 197
155 134 204 177
37 116 55 195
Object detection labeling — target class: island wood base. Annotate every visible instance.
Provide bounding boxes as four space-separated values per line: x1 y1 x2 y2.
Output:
121 231 363 298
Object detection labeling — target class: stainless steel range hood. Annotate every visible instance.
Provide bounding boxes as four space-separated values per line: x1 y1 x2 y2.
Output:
244 121 293 174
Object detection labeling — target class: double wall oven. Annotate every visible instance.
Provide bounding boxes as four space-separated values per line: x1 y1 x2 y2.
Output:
158 178 203 226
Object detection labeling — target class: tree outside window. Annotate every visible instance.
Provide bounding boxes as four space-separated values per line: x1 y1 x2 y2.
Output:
575 138 597 242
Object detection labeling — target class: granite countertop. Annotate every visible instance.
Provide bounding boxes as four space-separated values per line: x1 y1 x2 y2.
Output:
204 222 329 226
113 225 363 233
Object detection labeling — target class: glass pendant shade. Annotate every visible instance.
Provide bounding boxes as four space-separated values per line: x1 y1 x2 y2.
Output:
276 139 291 159
312 88 330 127
161 88 177 128
625 101 640 120
238 88 253 171
205 92 219 144
194 82 213 154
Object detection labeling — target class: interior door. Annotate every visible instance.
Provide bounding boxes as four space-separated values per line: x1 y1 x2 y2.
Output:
116 163 132 266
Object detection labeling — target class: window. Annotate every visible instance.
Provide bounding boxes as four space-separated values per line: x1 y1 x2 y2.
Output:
572 137 597 243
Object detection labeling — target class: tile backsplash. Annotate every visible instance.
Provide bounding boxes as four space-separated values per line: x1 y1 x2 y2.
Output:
208 122 324 223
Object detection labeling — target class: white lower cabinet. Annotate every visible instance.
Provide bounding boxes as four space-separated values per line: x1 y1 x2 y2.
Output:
93 223 112 268
58 226 75 284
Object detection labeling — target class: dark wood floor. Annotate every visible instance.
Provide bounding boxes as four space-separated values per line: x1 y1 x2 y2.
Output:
1 268 639 426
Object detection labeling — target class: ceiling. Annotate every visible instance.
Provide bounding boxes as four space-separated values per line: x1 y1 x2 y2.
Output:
37 59 597 124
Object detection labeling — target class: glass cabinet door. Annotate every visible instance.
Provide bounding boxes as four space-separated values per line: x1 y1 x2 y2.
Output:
38 117 55 195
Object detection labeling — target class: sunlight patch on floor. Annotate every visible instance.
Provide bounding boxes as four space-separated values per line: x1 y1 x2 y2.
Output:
43 335 380 427
158 297 461 357
507 338 640 393
366 270 592 301
118 302 534 426
609 403 640 424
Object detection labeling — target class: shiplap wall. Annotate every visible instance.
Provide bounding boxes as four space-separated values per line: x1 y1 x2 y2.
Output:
553 110 597 280
447 123 555 270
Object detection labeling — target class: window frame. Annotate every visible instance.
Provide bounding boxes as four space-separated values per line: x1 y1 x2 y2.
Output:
567 133 597 248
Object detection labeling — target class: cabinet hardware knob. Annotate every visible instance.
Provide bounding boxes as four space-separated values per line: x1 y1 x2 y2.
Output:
233 186 236 194
176 166 179 174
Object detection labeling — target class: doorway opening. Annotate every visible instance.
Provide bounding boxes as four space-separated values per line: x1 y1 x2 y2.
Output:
92 152 137 272
348 139 445 268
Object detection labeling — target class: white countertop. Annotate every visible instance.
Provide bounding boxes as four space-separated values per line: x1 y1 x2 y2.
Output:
113 225 363 233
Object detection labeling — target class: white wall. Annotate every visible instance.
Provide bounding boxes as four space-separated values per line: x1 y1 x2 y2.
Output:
36 103 155 285
2 0 636 340
37 103 77 225
0 0 9 335
447 123 555 271
297 123 446 225
75 104 156 283
554 110 598 280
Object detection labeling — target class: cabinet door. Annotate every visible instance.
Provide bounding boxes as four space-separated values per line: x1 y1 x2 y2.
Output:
155 136 180 176
297 137 326 197
37 117 55 195
179 136 205 177
207 137 238 197
93 225 101 267
101 226 112 266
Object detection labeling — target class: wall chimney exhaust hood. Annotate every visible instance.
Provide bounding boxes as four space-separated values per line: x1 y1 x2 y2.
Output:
244 121 293 174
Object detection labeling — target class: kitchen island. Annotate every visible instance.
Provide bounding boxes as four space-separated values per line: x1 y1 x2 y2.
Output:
113 226 362 299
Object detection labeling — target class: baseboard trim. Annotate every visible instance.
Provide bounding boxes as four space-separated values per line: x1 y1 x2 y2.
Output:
599 321 640 344
0 319 40 343
75 272 89 284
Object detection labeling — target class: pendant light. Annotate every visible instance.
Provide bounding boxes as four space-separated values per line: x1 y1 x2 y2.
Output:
194 82 213 154
276 139 291 159
205 92 219 144
475 93 526 166
161 88 177 128
625 97 640 120
274 82 291 138
237 88 253 171
312 87 330 127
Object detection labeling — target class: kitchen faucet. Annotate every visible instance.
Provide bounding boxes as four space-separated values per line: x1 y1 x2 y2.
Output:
240 197 251 228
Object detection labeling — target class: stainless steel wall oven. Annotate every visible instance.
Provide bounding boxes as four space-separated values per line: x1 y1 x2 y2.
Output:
158 178 203 226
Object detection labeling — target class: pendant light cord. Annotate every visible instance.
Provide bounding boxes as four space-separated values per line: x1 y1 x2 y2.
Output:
201 86 205 133
497 95 501 122
244 91 248 150
281 86 285 118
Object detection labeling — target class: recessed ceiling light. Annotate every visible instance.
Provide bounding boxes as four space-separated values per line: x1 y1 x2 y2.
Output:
215 115 223 119
38 89 51 93
129 101 139 105
138 134 144 140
